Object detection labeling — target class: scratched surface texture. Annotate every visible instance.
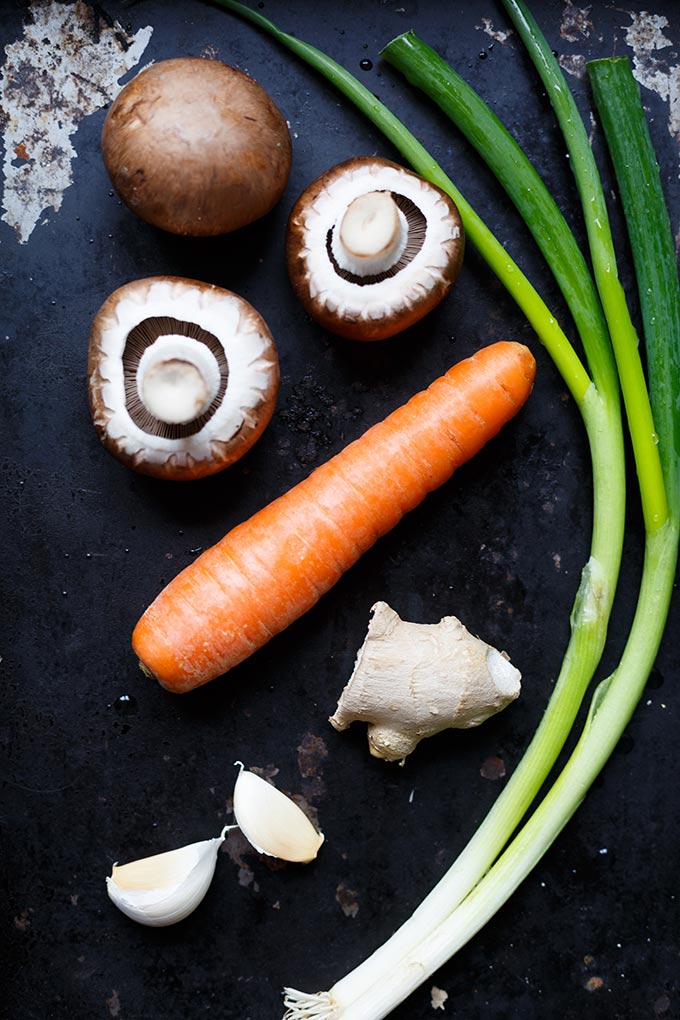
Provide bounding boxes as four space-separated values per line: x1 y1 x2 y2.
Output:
1 2 679 1019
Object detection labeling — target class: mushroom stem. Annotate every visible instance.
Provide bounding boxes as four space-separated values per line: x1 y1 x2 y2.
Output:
137 333 221 425
334 191 407 276
141 358 212 425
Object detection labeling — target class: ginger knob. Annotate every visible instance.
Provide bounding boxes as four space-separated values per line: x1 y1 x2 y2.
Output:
329 602 521 762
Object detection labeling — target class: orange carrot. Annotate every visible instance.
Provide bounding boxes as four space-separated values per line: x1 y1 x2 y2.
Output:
133 341 536 692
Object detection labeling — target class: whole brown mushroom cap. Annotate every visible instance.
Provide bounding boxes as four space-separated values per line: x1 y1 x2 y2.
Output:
102 58 292 236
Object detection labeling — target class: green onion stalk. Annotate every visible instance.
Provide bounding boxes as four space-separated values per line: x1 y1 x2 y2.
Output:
499 0 668 532
212 2 677 1017
304 53 680 1018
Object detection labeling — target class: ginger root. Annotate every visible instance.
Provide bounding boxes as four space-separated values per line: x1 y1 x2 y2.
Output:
329 602 521 762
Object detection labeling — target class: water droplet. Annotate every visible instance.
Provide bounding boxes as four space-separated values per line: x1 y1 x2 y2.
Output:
360 59 373 71
478 51 488 60
113 694 138 716
652 431 659 445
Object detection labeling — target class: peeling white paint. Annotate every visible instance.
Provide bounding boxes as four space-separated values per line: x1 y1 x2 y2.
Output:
559 53 587 79
621 11 680 145
623 11 672 52
588 109 598 146
431 986 449 1011
0 0 152 243
476 17 513 46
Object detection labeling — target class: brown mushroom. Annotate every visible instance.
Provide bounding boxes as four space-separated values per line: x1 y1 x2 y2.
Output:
87 277 279 481
102 58 292 235
286 157 465 341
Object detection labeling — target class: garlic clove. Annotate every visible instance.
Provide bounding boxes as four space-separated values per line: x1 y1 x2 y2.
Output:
232 763 324 863
106 829 230 926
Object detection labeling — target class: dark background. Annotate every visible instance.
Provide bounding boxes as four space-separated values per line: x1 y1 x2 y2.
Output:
2 1 679 1018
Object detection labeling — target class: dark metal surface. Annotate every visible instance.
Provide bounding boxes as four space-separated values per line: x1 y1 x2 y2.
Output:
2 2 679 1018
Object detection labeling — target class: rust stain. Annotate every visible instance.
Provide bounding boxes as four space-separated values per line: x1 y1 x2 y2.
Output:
480 755 506 780
221 828 259 890
297 731 329 779
335 882 360 918
14 909 31 931
251 762 280 782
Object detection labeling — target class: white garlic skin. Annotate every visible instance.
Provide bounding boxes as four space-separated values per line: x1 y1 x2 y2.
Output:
106 833 226 927
232 765 324 863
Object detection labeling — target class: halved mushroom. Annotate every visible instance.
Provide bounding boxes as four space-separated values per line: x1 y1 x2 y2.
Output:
102 58 292 236
87 277 279 481
286 157 465 341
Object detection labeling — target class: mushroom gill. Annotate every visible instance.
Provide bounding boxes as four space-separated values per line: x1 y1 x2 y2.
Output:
123 316 229 440
87 276 279 481
326 192 427 286
286 156 465 341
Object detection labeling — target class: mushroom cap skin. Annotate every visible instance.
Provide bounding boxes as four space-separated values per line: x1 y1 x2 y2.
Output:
102 58 292 236
87 277 280 481
286 157 465 341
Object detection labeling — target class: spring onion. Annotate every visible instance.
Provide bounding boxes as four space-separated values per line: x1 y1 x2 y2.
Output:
499 0 668 533
214 2 678 1016
300 35 679 1017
